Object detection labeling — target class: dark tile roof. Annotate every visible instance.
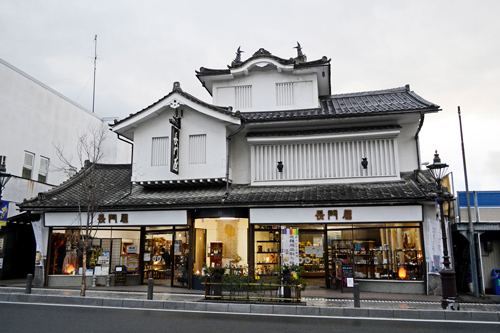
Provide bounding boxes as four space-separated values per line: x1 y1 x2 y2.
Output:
20 163 132 210
320 85 439 115
220 173 431 207
242 85 439 123
19 162 438 212
112 82 238 127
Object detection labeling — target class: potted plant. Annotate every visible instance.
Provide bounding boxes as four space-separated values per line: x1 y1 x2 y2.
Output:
276 264 305 301
203 264 226 297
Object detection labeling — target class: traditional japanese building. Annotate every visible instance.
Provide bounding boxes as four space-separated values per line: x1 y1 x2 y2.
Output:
20 46 450 294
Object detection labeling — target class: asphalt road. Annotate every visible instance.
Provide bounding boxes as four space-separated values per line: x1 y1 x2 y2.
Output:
1 302 499 333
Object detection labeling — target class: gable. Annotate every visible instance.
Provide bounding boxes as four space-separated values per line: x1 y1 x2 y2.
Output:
112 85 240 141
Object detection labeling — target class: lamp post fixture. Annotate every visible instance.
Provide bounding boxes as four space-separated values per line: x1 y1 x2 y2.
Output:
426 150 457 310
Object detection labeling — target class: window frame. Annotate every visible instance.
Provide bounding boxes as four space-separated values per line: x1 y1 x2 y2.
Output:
38 156 50 183
22 151 35 180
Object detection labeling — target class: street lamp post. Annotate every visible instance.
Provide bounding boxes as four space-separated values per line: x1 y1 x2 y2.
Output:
0 156 12 203
426 151 457 310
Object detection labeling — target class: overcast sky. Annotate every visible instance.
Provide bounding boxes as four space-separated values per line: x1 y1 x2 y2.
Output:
1 1 498 192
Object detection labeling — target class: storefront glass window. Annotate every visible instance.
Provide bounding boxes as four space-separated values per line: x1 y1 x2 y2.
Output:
328 223 423 281
193 218 249 276
143 232 173 284
142 228 189 287
49 228 141 276
254 224 326 286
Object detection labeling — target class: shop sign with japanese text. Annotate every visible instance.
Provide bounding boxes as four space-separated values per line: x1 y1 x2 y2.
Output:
250 206 422 224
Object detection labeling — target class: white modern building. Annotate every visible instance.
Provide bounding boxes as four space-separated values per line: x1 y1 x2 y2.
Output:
0 58 130 280
20 46 449 295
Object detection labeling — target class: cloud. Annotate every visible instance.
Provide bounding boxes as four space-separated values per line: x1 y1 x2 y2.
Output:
1 0 499 191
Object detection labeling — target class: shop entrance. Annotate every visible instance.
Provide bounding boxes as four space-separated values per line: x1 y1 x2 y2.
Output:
143 229 189 287
298 230 326 287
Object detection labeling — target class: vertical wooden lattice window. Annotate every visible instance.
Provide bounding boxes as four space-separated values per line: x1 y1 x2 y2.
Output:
189 134 206 164
151 137 169 166
252 139 397 182
276 82 294 106
235 86 252 109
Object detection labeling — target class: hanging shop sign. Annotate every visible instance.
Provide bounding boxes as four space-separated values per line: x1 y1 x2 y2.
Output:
0 200 9 226
281 227 299 266
250 205 422 224
44 210 188 227
170 126 180 174
31 220 43 267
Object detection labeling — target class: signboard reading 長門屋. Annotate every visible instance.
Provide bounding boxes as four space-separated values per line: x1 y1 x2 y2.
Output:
170 126 179 175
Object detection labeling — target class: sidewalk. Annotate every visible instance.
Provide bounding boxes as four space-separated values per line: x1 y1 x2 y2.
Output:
1 279 499 322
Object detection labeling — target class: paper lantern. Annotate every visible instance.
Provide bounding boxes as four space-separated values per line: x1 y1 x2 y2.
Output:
398 267 407 279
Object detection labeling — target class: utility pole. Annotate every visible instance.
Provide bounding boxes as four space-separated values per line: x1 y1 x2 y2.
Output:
458 106 480 297
92 35 97 113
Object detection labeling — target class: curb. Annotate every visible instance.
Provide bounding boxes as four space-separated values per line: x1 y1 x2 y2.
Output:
0 293 499 322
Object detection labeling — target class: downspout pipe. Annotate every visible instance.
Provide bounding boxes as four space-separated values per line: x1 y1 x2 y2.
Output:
414 111 425 171
223 116 245 203
115 133 134 200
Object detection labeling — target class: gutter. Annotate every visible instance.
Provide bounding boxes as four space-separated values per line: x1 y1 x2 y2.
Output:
113 133 134 204
414 111 425 170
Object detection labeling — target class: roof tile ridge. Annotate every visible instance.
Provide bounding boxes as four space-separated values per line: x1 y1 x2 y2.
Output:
322 86 408 99
114 87 238 127
30 162 96 201
94 163 132 168
406 90 440 108
176 89 232 112
195 67 231 74
243 107 321 115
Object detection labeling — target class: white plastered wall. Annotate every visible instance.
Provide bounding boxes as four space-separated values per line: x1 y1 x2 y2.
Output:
131 106 228 182
213 71 318 112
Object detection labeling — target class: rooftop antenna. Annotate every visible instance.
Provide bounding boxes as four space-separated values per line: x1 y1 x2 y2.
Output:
92 35 97 113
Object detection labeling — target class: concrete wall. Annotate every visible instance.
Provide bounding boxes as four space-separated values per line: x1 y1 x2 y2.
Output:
0 58 130 218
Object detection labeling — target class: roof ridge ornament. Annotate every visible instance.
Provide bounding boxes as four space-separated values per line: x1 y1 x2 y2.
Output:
232 46 244 66
172 81 183 92
294 42 307 63
170 82 184 108
253 48 272 57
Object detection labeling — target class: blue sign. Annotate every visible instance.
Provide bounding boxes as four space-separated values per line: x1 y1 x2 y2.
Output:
0 200 9 223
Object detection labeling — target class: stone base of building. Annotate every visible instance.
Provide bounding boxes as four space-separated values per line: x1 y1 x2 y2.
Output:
358 280 426 294
47 274 141 287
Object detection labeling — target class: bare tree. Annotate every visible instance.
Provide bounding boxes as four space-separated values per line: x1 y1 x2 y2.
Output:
53 125 108 296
